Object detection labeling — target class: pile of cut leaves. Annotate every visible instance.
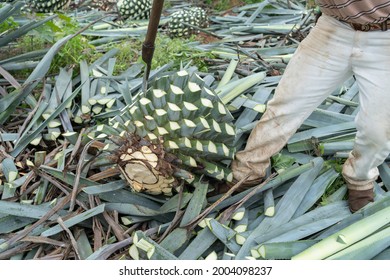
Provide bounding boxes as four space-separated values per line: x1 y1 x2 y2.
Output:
0 0 389 260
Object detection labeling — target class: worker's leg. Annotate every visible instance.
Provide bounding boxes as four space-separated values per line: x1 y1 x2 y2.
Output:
342 29 390 212
232 15 354 181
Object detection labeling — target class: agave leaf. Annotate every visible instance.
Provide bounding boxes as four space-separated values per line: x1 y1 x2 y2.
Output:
41 204 106 237
266 213 351 244
215 59 238 90
292 168 339 218
0 61 39 71
0 33 77 125
0 81 39 123
0 66 21 89
179 227 218 260
326 184 348 204
80 60 91 114
82 180 127 195
216 72 266 104
76 229 94 260
378 163 390 191
305 108 354 128
159 228 190 254
0 133 18 141
0 14 58 47
316 196 390 240
105 203 174 217
159 192 193 213
15 96 50 145
134 231 178 260
0 215 36 234
245 0 270 24
0 3 23 25
235 157 324 259
0 49 48 65
207 218 241 254
288 122 356 145
254 201 349 245
373 248 390 260
213 162 315 212
24 34 74 85
1 158 18 183
258 240 319 260
10 82 81 157
0 200 67 220
180 180 209 227
326 226 390 260
99 189 163 210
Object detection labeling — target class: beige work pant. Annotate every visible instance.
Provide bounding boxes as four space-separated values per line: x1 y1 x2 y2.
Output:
232 15 390 190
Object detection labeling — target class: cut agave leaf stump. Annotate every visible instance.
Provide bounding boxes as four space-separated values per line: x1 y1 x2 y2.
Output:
97 70 237 195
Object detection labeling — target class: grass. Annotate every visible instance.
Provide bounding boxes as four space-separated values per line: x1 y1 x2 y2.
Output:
0 16 18 33
100 34 215 75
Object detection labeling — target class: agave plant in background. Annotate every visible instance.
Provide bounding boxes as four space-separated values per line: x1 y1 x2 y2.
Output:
28 0 71 12
167 6 209 38
116 0 152 20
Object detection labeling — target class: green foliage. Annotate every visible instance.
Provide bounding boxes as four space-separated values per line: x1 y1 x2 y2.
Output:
320 158 348 204
271 152 296 173
112 34 215 75
51 35 99 74
324 158 345 174
109 38 142 75
0 16 18 33
11 14 100 76
150 35 215 71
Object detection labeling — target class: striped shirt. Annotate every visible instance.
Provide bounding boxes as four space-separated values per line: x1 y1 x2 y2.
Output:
317 0 390 24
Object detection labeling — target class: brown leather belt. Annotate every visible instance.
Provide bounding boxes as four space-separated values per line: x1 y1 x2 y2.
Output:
343 20 390 31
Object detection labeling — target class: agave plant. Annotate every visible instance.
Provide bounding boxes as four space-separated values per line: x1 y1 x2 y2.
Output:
93 69 237 195
28 0 71 12
168 7 209 38
116 0 152 20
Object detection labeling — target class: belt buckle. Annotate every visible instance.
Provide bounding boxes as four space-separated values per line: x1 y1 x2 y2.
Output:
354 23 370 31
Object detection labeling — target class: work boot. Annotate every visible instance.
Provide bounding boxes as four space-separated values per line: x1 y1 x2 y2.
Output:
347 188 374 213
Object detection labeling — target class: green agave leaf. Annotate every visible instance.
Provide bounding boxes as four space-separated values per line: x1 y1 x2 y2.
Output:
10 82 81 157
235 157 324 259
0 81 39 123
0 14 58 48
41 204 106 237
179 227 217 260
159 228 189 254
180 180 208 227
0 215 36 234
76 229 94 260
0 200 64 221
82 180 127 195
